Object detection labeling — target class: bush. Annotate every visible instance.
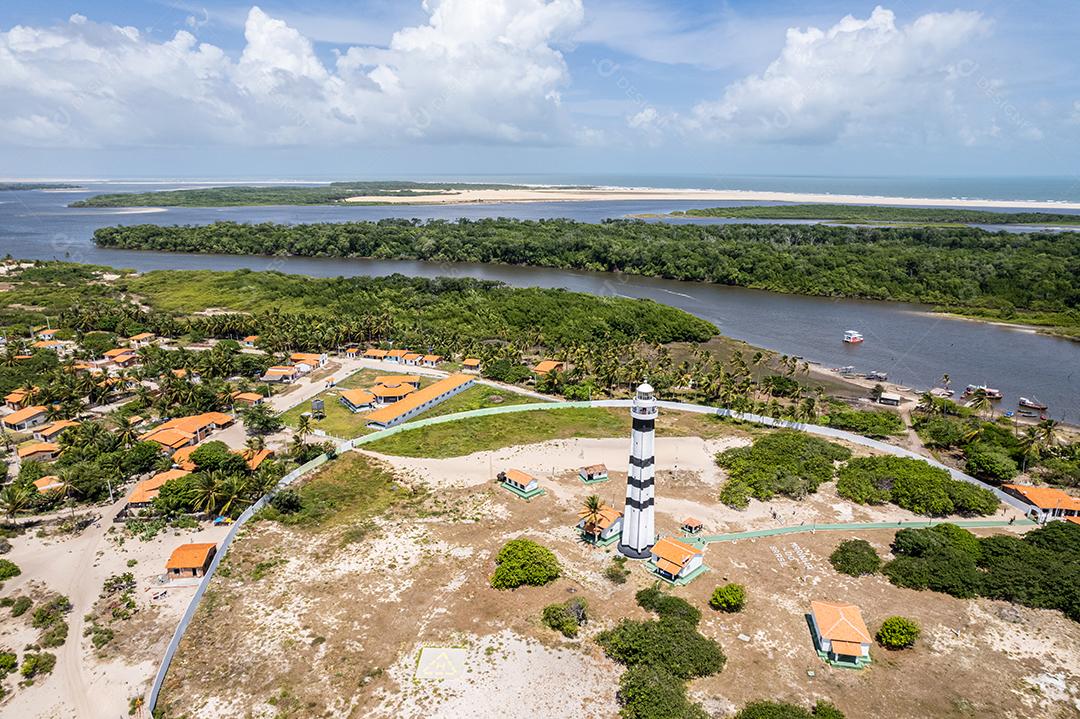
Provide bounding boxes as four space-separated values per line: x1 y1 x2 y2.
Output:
0 651 16 675
596 618 726 680
489 539 560 590
0 559 21 580
19 651 56 679
719 479 753 509
876 616 920 649
31 594 72 629
734 700 847 719
542 599 588 638
10 596 31 617
617 665 709 719
964 443 1019 483
825 409 904 438
829 539 881 576
716 431 851 504
837 456 997 517
604 555 630 584
39 621 69 648
636 586 702 625
708 583 746 612
269 489 303 515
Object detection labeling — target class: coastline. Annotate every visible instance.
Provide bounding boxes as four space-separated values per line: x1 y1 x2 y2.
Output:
343 186 1080 210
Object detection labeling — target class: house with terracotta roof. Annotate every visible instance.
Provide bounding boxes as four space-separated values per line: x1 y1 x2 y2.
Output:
31 339 68 355
385 349 409 363
579 464 609 484
126 469 191 509
139 412 234 453
2 405 49 432
18 442 61 462
498 469 544 499
370 383 416 406
681 518 704 535
577 504 623 544
533 360 565 376
1068 517 1080 527
363 348 388 360
242 335 259 348
165 543 217 578
365 374 476 430
290 352 328 371
343 346 360 358
373 375 422 389
128 332 156 347
231 391 264 407
402 352 423 366
33 420 79 442
112 352 140 368
33 476 65 494
261 365 301 383
340 388 376 413
462 358 481 373
422 354 442 367
1002 484 1080 521
650 537 706 584
4 388 31 409
809 600 873 668
242 448 274 471
34 327 59 339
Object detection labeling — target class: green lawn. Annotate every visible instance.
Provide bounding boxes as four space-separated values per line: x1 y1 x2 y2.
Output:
362 407 630 458
418 384 539 419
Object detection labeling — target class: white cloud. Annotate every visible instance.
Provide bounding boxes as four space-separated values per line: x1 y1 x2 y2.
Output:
683 6 994 144
0 1 584 148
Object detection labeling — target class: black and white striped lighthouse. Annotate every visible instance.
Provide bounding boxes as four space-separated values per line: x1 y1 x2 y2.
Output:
619 383 657 559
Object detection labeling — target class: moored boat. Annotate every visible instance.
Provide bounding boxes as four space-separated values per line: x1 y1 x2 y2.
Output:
843 330 864 344
963 384 1003 400
1018 397 1048 410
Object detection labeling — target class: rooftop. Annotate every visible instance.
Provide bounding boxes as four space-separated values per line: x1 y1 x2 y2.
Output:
365 374 475 425
18 442 59 459
165 543 217 570
811 600 872 644
1003 484 1080 512
3 405 48 426
534 360 563 375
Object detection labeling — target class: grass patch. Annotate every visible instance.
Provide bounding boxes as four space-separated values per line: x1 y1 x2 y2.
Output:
418 385 538 419
258 453 409 529
363 407 630 458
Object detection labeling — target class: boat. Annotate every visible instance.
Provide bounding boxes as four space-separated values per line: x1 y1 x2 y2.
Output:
963 384 1003 400
1017 410 1037 418
843 330 864 344
1018 397 1048 410
865 371 888 382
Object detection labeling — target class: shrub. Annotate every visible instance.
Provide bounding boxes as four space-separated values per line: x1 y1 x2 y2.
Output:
542 599 588 638
0 651 16 675
617 665 709 719
719 479 753 509
489 539 560 590
876 616 920 649
734 700 848 719
604 555 630 584
32 595 72 629
829 539 881 576
811 701 846 719
269 489 303 515
39 621 69 648
964 443 1019 483
716 431 850 504
915 415 968 449
825 409 904 438
636 586 702 625
10 596 31 617
19 651 56 679
709 583 746 612
597 618 726 680
836 456 997 517
0 559 21 580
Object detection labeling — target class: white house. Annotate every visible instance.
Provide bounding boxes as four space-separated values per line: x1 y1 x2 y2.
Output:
809 600 872 668
579 464 608 483
650 537 704 583
499 469 539 494
577 505 623 543
2 405 49 432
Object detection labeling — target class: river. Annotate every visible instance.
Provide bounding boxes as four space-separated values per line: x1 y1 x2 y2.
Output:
2 183 1078 422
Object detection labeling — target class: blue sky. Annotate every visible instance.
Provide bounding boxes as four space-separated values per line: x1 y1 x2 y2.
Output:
1 0 1078 179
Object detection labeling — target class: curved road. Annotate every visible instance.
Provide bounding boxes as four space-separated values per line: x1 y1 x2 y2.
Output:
147 396 1033 711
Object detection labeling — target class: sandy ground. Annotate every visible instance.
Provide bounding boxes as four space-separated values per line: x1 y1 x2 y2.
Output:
0 499 231 718
344 186 1080 211
154 447 1078 719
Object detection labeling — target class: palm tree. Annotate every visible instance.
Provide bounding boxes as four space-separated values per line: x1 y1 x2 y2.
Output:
578 495 605 543
112 414 140 448
245 435 267 453
1018 428 1042 473
968 388 993 420
189 471 226 515
1036 419 1060 450
0 484 34 525
296 414 312 441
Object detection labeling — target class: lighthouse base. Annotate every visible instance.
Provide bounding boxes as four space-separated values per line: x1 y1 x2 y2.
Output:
617 543 654 560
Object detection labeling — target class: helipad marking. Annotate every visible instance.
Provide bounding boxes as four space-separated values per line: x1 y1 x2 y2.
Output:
415 647 467 679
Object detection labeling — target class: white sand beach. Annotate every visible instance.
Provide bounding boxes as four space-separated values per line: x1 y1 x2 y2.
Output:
345 186 1080 210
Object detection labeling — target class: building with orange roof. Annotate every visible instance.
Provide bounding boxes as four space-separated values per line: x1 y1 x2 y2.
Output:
462 358 481 373
242 448 274 471
139 412 234 452
126 469 191 508
649 537 705 584
34 327 59 339
17 442 61 462
112 352 139 368
363 348 388 359
385 348 409 363
4 388 31 409
809 600 873 668
372 375 422 389
681 517 704 535
365 374 475 429
231 391 264 406
103 348 130 359
577 504 623 544
170 445 200 471
33 476 65 494
533 360 565 376
370 383 416 406
1068 516 1080 526
402 352 423 366
261 365 300 383
31 340 66 353
32 420 79 442
422 354 442 367
290 352 328 371
340 388 376 413
344 346 360 357
165 543 217 578
1002 484 1080 521
497 468 544 499
128 332 156 347
242 335 259 347
3 405 49 432
579 464 609 483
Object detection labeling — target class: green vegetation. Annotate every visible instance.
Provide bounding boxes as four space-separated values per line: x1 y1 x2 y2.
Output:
670 203 1080 225
541 598 588 638
72 181 525 207
0 559 20 581
259 453 405 528
19 651 55 679
836 456 998 516
597 586 724 719
0 182 79 191
91 219 1080 334
829 539 882 576
716 431 851 508
876 616 921 649
418 385 538 419
708 583 746 612
31 594 72 649
0 651 16 675
733 700 846 719
363 407 628 458
604 555 631 584
883 522 1080 620
10 596 32 617
824 408 904 438
489 538 561 590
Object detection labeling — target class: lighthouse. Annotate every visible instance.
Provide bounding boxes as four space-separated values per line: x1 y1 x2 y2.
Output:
619 383 657 559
